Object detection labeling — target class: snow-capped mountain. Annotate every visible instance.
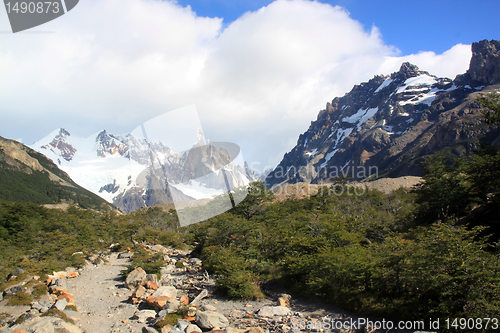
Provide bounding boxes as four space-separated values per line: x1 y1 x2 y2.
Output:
266 39 500 187
32 128 255 213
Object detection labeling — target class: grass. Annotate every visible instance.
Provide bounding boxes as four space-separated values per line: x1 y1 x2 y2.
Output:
154 312 183 330
6 291 33 306
32 284 48 299
41 308 75 324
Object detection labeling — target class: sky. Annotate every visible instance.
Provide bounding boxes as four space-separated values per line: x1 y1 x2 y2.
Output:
0 0 499 174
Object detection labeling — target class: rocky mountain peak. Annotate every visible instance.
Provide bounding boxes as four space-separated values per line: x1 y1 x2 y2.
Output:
469 39 500 85
42 128 76 162
266 40 500 188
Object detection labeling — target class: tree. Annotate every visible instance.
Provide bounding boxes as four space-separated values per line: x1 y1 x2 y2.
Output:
478 92 500 125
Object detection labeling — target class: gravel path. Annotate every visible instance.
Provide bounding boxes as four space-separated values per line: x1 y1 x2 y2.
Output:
66 253 144 333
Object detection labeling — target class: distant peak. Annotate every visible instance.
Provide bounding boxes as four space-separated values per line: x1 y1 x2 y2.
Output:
399 62 420 74
58 128 70 137
468 39 500 85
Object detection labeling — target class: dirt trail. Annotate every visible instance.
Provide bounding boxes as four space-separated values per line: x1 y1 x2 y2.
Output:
66 253 143 333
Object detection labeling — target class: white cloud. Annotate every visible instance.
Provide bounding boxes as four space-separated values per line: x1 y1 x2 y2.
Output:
0 0 472 173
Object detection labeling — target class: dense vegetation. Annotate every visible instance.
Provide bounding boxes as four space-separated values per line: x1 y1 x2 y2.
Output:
0 203 181 284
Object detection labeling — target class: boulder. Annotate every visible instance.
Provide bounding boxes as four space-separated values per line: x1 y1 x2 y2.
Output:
134 285 147 298
202 304 217 312
126 267 147 289
185 324 203 333
165 299 180 313
26 317 83 333
152 286 177 299
146 296 170 310
257 306 291 318
142 327 158 333
146 274 158 283
277 294 291 307
151 245 169 254
52 297 68 311
245 328 265 333
118 252 133 259
146 281 158 290
132 309 157 324
195 310 229 330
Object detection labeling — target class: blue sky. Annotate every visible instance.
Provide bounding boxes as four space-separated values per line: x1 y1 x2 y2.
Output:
0 0 498 171
176 0 500 55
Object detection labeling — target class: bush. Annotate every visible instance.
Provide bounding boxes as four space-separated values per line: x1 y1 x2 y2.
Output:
41 308 75 324
7 291 33 306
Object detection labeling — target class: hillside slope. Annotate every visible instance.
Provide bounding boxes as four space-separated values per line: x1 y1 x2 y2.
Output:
0 136 114 211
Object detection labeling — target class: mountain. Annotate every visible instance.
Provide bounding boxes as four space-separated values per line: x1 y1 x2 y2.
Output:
31 128 256 213
0 136 113 210
266 39 500 188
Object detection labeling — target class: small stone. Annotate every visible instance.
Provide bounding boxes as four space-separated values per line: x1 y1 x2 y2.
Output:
52 297 68 311
179 295 189 305
203 304 217 311
126 267 147 289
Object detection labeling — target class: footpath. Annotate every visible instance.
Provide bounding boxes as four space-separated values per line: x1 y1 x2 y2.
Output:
0 244 419 333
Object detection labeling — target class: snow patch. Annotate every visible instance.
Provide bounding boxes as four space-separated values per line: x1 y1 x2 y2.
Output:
375 78 393 93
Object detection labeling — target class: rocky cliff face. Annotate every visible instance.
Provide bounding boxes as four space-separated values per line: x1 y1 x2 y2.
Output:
266 39 500 188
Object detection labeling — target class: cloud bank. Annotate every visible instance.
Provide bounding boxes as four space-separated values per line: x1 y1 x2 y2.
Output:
0 0 472 171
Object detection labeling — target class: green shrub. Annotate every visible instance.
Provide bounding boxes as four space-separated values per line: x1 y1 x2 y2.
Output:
7 291 33 306
155 312 182 329
32 284 48 299
41 308 75 324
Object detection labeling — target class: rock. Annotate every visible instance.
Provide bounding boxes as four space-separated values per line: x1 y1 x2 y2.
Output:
277 294 291 307
179 295 189 305
146 280 158 290
52 297 68 311
142 327 158 333
187 306 197 317
151 245 169 254
159 274 172 286
165 299 180 313
52 271 68 279
257 306 291 318
190 289 209 306
26 317 83 333
118 252 133 259
190 258 202 265
161 326 173 333
67 271 79 278
152 286 177 299
13 330 26 333
134 285 147 298
185 323 203 333
4 285 28 295
57 292 74 306
175 320 191 331
146 296 171 310
195 310 229 330
126 267 147 289
203 304 217 312
132 309 157 324
146 274 158 283
13 268 25 275
65 267 76 273
245 328 265 333
53 278 68 289
161 265 176 275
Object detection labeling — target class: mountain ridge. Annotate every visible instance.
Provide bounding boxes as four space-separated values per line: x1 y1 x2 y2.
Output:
31 128 256 213
266 39 500 188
